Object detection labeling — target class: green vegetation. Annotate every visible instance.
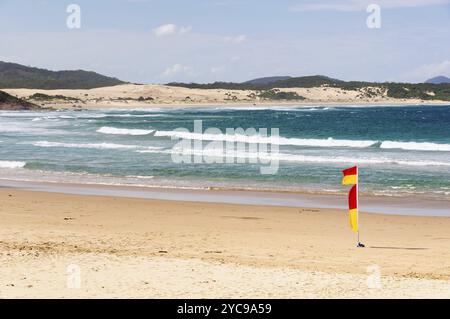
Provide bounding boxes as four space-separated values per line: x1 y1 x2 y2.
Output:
224 92 238 100
168 81 254 90
111 96 154 102
258 89 305 100
28 93 80 102
244 76 291 85
0 61 125 89
384 83 450 101
0 90 42 110
272 75 343 88
137 96 154 101
2 60 448 102
167 75 341 90
340 82 449 100
167 75 450 101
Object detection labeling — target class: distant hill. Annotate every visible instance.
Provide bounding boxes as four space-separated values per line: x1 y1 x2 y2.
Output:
244 76 291 85
0 61 126 89
0 90 42 110
167 75 450 101
426 76 450 84
167 75 344 90
273 75 345 88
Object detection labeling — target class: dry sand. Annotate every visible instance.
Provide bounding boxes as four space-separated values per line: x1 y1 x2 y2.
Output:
1 188 450 298
3 84 446 110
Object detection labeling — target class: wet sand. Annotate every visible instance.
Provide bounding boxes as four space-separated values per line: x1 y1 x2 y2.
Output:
1 179 449 216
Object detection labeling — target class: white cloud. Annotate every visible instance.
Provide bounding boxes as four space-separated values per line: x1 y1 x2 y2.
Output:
291 0 450 12
153 24 177 36
152 24 192 37
161 64 192 77
224 34 247 44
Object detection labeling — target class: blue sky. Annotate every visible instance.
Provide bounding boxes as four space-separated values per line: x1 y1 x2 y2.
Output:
0 0 449 83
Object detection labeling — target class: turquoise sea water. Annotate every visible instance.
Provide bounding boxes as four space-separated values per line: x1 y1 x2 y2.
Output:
1 105 450 200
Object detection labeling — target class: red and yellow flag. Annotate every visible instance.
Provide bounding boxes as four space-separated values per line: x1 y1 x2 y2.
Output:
342 166 358 232
348 184 358 232
342 166 358 185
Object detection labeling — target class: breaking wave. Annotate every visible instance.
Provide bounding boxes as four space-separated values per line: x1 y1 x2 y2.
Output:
97 126 155 136
0 161 26 168
380 141 450 152
97 126 450 152
30 141 163 151
137 147 450 167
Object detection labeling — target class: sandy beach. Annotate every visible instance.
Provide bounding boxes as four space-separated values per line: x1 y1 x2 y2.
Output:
1 187 450 298
3 84 448 110
1 0 449 304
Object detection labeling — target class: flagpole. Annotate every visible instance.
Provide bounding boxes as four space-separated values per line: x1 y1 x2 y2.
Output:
342 165 364 248
357 166 359 247
356 166 364 248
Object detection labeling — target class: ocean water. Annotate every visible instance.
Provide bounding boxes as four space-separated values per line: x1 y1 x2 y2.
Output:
1 105 450 200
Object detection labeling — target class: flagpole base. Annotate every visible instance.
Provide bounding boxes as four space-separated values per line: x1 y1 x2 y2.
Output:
357 242 365 248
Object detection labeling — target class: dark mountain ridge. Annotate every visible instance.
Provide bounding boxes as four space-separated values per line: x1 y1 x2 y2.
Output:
244 76 291 85
0 61 126 90
426 76 450 84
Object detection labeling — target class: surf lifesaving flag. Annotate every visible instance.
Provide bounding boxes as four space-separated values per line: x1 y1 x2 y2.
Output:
342 166 358 232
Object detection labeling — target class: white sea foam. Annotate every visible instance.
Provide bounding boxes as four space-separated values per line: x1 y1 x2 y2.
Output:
0 118 70 135
31 141 165 152
109 114 164 118
380 141 450 152
32 141 140 150
0 123 30 132
156 130 450 151
125 175 155 179
275 154 450 167
0 161 26 168
31 116 63 121
138 147 450 167
0 112 47 117
154 130 378 148
279 154 449 167
96 125 450 151
97 126 155 136
58 115 76 119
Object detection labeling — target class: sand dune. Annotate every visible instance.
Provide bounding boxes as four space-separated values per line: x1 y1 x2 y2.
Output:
3 84 444 109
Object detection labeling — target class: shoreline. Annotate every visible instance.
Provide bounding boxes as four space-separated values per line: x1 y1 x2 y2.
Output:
11 100 450 111
1 178 449 216
1 187 450 298
68 100 450 110
1 99 448 112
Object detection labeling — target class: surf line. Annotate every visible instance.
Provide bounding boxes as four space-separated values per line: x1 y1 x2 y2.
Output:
169 120 280 175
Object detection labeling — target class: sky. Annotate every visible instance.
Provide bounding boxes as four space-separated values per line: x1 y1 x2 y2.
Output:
0 0 449 84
